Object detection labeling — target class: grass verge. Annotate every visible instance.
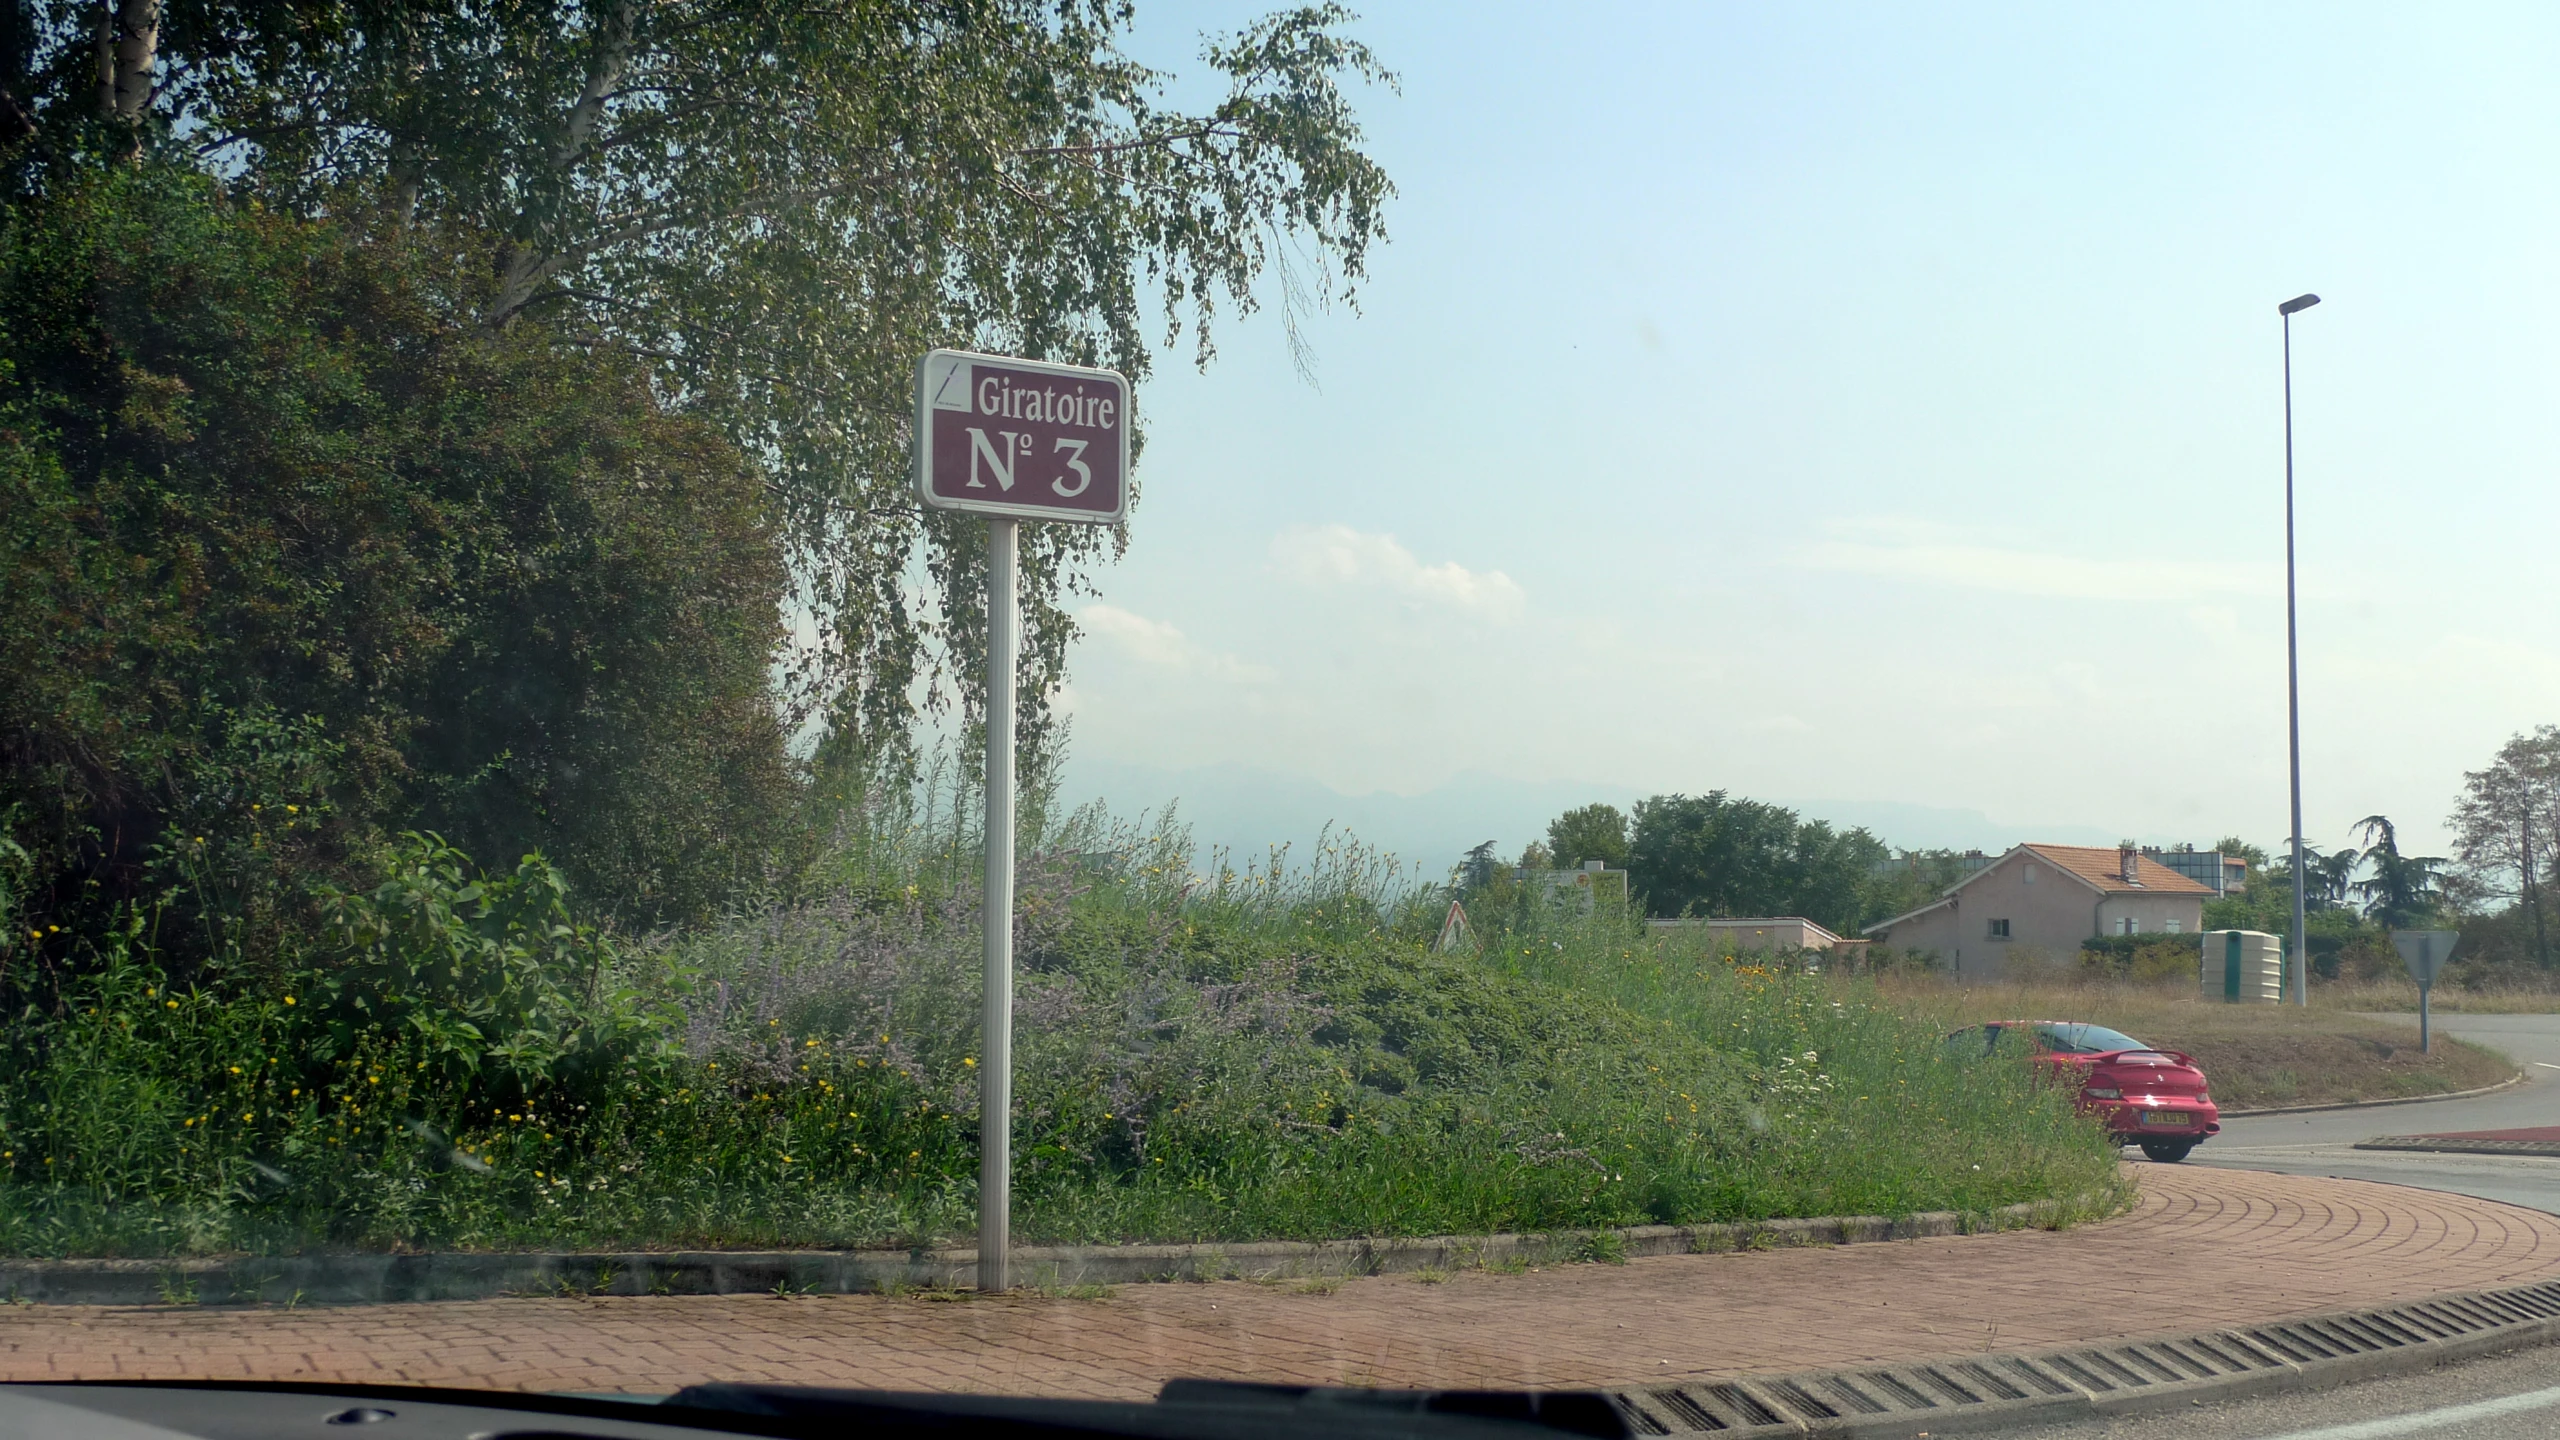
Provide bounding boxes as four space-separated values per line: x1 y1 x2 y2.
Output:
1875 977 2516 1109
2318 978 2560 1015
0 805 2124 1258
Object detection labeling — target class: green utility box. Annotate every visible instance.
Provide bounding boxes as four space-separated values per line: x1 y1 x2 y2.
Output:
2200 929 2283 1003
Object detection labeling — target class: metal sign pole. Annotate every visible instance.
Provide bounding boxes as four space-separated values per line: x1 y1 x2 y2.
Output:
913 346 1127 1295
2392 930 2456 1061
979 516 1018 1292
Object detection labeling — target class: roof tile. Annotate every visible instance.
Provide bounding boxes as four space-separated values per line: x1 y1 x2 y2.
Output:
2022 844 2217 896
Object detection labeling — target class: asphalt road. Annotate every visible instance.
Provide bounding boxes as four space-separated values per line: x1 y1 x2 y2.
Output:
2189 1013 2560 1215
2021 1012 2560 1440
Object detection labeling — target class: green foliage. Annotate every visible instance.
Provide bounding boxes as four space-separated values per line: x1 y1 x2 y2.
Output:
0 823 30 943
2077 934 2200 985
1546 803 1630 871
2206 876 2288 937
133 706 350 970
26 0 1397 760
2304 845 2362 911
2350 816 2447 929
2203 878 2374 980
1462 892 2115 1226
2450 727 2560 968
2431 902 2548 976
1624 792 1887 931
1442 837 1632 941
0 942 969 1256
316 836 684 1092
0 163 794 965
2203 816 2449 975
2212 836 2270 870
0 811 2119 1257
1856 849 1982 931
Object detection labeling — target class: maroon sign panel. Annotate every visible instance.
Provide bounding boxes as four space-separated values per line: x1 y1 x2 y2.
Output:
915 349 1130 523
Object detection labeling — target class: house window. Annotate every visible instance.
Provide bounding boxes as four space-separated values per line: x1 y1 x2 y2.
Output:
1988 918 2011 939
2023 864 2038 883
2117 917 2137 936
2164 919 2182 934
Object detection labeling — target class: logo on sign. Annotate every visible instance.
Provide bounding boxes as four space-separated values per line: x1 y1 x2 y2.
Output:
914 350 1129 524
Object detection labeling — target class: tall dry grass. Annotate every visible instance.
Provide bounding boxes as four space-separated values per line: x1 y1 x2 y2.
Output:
1861 972 2514 1108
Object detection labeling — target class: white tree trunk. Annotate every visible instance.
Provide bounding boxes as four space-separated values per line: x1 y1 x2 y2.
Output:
108 0 159 120
487 2 638 323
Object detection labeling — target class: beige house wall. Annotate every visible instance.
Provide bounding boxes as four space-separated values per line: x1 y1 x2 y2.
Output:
1874 849 2208 977
2092 893 2208 938
1878 902 1964 964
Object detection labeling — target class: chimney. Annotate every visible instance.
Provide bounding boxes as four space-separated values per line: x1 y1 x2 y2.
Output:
2119 845 2140 883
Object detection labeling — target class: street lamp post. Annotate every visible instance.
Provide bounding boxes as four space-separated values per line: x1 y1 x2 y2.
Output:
2279 291 2321 1006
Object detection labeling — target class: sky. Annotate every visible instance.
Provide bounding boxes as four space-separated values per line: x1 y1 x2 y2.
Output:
1045 3 2560 873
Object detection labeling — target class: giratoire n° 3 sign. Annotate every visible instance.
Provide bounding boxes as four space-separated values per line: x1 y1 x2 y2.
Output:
910 345 1133 1290
914 349 1130 524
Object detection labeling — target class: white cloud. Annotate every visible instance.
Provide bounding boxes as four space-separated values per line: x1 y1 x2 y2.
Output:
1079 604 1188 666
1268 524 1527 621
1078 604 1274 683
1793 518 2276 602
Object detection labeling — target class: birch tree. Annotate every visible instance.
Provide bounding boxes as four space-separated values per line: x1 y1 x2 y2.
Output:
2451 726 2560 968
11 0 1394 762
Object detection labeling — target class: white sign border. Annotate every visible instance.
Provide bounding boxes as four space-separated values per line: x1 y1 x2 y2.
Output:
913 347 1132 525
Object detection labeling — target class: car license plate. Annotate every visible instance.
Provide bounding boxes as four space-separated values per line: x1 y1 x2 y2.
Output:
2143 1111 2193 1126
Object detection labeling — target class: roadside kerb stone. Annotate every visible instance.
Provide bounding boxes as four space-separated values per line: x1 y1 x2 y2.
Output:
2220 1069 2527 1119
9 1167 2558 1398
2356 1135 2560 1159
0 1195 2102 1307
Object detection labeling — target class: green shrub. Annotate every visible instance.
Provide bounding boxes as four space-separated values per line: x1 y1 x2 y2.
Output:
315 835 684 1093
0 161 795 983
0 809 2122 1257
2078 935 2201 985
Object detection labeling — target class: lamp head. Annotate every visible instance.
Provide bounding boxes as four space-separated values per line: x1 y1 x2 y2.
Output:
2279 293 2322 316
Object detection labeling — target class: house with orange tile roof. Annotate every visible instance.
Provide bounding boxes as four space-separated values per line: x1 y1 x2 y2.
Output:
1860 843 2217 977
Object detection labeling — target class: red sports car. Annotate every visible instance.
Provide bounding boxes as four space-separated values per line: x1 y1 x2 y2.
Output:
1947 1020 2221 1162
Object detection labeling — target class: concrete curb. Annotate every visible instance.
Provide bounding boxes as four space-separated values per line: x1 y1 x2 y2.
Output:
2356 1136 2560 1159
2221 1068 2527 1119
0 1194 2112 1308
1604 1276 2560 1437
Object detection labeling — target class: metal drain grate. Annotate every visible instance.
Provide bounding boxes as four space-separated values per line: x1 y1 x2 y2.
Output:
1611 1278 2560 1436
1619 1381 1798 1434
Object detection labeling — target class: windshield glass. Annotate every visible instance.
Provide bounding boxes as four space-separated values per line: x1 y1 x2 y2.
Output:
2 2 2534 1418
2035 1024 2150 1055
1944 1026 1994 1056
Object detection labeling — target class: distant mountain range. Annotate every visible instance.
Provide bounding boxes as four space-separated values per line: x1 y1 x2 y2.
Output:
1054 758 2138 877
